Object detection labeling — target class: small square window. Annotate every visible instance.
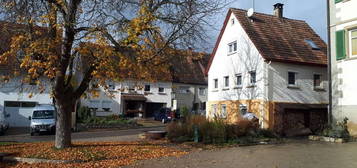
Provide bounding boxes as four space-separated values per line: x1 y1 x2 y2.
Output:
158 87 165 93
350 29 357 57
314 74 322 88
249 71 256 84
224 76 229 88
305 39 320 50
144 85 151 92
231 18 235 25
288 72 297 86
214 79 218 89
228 41 237 54
199 88 206 96
235 74 242 86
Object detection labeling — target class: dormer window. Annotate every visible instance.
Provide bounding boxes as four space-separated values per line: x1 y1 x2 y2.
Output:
305 39 319 50
228 41 237 55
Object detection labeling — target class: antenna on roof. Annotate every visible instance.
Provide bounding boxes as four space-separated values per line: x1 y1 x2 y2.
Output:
247 0 255 18
247 8 254 18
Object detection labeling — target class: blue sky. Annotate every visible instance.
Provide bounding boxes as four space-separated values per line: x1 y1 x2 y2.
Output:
207 0 327 49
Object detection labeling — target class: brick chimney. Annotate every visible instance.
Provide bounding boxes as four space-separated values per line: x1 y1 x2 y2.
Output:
273 3 284 18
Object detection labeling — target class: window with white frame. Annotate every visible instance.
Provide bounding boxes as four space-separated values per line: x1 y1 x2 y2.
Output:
89 100 100 110
107 81 115 90
144 84 151 92
221 104 227 118
199 87 206 96
235 74 242 86
102 101 112 112
288 71 297 86
178 86 190 93
350 29 357 57
211 104 217 116
249 71 256 84
213 79 218 89
158 87 165 93
224 76 229 88
313 74 323 89
228 41 237 54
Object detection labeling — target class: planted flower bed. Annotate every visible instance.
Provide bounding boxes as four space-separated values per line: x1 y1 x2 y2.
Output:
309 117 350 143
166 115 280 145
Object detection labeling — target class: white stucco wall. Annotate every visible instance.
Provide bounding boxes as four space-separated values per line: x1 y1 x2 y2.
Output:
268 62 328 104
207 12 267 102
0 77 52 125
80 80 172 116
172 83 207 112
330 0 357 125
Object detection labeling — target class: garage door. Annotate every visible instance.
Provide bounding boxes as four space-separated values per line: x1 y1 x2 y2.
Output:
4 101 37 127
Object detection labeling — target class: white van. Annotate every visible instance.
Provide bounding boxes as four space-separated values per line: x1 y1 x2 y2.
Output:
29 104 56 136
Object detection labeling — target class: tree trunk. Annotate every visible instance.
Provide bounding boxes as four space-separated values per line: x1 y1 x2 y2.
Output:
55 99 74 149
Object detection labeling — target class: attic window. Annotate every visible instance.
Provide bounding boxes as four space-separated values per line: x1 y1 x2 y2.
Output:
305 39 319 50
231 18 235 25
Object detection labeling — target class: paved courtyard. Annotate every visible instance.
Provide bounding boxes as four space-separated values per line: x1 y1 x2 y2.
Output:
127 140 357 168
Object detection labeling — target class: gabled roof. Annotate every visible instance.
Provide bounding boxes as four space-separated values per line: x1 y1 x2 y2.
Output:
80 43 208 85
206 8 327 74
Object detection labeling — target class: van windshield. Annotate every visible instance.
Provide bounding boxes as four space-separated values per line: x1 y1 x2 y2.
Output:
32 110 55 119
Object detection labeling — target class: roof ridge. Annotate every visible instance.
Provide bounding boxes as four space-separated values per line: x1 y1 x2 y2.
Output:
229 8 306 23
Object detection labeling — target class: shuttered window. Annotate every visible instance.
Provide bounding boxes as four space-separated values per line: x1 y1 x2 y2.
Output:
336 30 346 60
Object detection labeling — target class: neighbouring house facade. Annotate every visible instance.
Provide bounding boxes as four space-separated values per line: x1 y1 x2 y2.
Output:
80 52 208 118
329 0 357 136
206 4 329 134
0 22 53 127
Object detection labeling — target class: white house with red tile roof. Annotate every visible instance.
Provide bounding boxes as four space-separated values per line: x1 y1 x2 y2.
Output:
206 4 328 135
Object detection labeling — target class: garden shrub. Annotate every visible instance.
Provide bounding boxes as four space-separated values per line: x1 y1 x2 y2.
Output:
166 115 263 144
320 117 350 139
78 106 91 122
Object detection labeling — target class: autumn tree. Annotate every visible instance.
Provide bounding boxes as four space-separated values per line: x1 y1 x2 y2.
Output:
0 0 229 148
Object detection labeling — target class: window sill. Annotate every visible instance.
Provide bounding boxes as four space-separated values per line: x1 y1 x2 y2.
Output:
246 84 256 88
158 92 167 95
287 85 300 89
227 52 237 56
211 89 219 92
233 86 243 89
144 91 152 95
314 87 326 92
222 88 230 91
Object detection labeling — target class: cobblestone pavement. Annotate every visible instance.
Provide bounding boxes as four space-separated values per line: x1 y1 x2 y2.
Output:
127 140 357 168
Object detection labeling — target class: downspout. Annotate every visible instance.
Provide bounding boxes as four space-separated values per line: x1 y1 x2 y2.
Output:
326 0 333 125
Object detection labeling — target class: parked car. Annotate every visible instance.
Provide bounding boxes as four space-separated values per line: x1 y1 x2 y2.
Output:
29 104 56 136
0 120 9 135
153 108 174 123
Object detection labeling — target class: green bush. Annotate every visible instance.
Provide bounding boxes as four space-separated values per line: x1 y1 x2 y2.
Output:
82 115 137 126
78 106 91 122
180 106 190 119
320 117 350 139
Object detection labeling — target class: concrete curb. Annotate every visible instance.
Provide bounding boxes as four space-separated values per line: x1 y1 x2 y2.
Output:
3 156 79 164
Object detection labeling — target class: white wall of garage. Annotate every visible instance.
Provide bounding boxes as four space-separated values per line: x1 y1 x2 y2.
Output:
0 77 52 127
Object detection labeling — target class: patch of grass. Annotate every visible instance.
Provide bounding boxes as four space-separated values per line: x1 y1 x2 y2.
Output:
0 141 19 146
